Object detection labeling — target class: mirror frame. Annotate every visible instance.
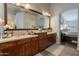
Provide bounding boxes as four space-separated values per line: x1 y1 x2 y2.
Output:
4 3 51 30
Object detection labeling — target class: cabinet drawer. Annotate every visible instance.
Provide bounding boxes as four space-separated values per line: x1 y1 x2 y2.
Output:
0 41 16 49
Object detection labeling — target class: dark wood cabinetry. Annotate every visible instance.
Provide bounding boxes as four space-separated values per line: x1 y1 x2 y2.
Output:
16 39 31 56
34 32 47 52
0 41 17 56
31 37 38 55
0 33 56 56
1 46 17 56
52 33 56 44
47 33 56 46
0 38 32 56
39 36 45 51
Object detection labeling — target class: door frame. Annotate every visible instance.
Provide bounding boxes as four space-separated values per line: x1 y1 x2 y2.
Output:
58 9 79 50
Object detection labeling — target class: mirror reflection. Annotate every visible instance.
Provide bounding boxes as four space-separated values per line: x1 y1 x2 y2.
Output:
7 4 49 29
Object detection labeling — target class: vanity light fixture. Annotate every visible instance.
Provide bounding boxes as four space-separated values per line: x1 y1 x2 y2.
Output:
13 3 24 8
47 13 51 16
14 3 22 7
13 3 31 9
24 3 31 9
42 11 51 16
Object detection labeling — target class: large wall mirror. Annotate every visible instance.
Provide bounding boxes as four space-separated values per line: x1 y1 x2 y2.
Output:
4 3 51 30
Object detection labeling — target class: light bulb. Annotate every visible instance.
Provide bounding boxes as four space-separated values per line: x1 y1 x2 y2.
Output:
25 4 30 9
15 3 22 7
42 11 50 16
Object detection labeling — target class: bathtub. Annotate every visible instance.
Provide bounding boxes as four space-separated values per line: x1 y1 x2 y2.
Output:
62 32 78 37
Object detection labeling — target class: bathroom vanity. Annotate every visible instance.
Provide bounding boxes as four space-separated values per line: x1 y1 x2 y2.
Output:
0 3 56 56
0 32 56 56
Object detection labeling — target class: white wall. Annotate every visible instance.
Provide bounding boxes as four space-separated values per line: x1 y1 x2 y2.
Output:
50 3 79 48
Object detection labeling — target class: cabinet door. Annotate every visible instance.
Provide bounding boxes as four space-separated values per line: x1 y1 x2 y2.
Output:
52 34 56 44
0 42 17 56
16 39 31 56
38 36 45 52
15 44 25 56
47 35 52 46
42 36 47 50
1 47 17 56
31 37 38 55
47 34 56 45
49 35 53 45
1 46 17 56
44 36 48 49
25 41 31 56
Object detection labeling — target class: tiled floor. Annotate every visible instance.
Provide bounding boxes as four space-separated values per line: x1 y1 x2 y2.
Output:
61 41 77 49
35 44 79 56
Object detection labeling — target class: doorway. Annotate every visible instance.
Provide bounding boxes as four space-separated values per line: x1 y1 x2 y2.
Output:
59 9 78 49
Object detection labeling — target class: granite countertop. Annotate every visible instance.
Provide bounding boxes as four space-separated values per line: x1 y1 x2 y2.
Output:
0 31 56 43
0 35 38 43
33 31 47 33
47 32 56 35
33 30 56 34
